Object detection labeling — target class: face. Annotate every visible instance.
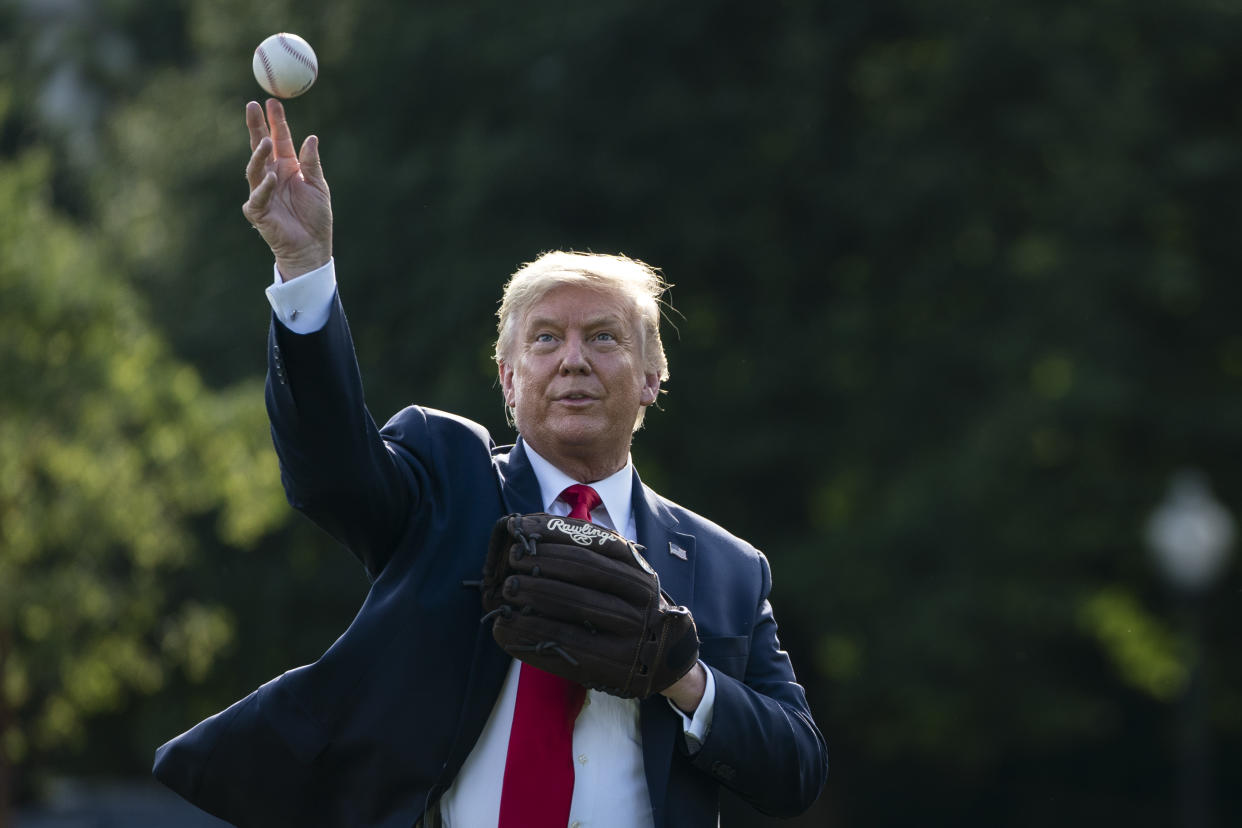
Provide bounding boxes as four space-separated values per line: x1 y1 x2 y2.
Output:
500 283 661 474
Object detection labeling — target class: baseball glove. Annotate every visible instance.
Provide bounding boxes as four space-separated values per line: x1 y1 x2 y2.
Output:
480 513 699 699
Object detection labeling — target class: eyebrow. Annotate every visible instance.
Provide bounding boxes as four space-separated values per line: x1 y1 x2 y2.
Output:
525 313 627 333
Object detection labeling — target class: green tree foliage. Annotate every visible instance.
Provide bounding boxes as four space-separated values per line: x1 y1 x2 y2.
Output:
0 148 287 820
7 0 1242 825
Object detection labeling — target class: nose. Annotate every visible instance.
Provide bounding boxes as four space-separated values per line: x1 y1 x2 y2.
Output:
558 336 590 375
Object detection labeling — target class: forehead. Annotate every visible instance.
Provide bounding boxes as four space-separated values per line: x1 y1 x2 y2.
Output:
520 282 635 329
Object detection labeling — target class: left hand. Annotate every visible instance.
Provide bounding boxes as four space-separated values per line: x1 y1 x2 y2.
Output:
480 513 700 699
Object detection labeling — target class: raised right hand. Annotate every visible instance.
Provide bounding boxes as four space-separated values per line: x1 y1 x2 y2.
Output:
243 98 333 280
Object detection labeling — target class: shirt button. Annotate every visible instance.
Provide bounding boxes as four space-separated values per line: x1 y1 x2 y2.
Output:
577 754 588 765
570 822 582 828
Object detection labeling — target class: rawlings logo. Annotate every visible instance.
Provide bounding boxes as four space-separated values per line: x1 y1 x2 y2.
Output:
547 517 619 547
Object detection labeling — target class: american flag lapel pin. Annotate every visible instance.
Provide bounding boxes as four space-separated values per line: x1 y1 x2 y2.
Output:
668 541 688 561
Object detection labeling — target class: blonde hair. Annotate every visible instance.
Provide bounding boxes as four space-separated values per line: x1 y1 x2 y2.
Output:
495 251 671 428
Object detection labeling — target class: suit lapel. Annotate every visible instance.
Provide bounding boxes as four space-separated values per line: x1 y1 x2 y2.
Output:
632 471 696 828
443 440 542 775
492 437 544 515
632 473 696 609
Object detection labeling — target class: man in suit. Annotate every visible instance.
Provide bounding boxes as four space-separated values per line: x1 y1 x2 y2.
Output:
153 98 827 827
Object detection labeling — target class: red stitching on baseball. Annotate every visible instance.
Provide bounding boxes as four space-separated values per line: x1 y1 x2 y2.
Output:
278 35 318 79
258 49 279 96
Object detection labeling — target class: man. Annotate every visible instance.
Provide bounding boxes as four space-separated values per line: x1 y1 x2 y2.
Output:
153 98 827 827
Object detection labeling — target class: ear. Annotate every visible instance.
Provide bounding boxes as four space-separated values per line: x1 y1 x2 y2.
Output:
499 361 516 407
639 372 661 406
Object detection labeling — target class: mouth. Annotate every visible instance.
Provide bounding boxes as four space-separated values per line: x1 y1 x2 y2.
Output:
555 392 598 405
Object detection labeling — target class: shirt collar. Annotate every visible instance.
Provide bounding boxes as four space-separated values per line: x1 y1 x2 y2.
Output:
523 443 635 541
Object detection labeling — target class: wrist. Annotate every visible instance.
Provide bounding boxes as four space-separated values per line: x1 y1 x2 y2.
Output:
276 249 332 281
660 662 707 714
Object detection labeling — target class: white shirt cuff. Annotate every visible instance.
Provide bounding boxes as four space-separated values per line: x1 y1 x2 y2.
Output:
264 258 336 334
668 661 716 753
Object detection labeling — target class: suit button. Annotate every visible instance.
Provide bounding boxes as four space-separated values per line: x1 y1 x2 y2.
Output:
711 761 736 781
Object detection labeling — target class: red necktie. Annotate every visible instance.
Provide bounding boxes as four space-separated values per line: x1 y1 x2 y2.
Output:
497 485 601 826
560 483 602 521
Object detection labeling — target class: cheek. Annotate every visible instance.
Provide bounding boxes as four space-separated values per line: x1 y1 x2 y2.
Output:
510 371 541 407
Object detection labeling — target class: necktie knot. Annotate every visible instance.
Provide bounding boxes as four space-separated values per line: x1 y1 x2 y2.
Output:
560 484 602 522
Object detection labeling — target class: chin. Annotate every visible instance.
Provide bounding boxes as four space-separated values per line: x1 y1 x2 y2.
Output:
549 426 604 448
544 417 612 449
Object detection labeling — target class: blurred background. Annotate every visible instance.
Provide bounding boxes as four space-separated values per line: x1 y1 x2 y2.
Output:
1 0 1240 825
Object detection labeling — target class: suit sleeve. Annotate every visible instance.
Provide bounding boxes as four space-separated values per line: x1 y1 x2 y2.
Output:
687 553 828 817
265 291 421 578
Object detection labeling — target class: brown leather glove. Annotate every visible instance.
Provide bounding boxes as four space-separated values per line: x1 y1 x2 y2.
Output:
480 513 699 699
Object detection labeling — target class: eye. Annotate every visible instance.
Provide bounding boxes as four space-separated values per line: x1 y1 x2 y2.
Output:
534 333 556 344
594 331 616 342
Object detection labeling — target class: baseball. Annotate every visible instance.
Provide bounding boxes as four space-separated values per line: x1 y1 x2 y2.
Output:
252 33 318 99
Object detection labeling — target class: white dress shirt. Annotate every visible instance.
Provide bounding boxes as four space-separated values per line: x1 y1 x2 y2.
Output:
265 261 716 827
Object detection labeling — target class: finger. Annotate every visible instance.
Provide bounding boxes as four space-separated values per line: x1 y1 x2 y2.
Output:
501 576 647 632
493 615 634 690
298 135 326 187
245 136 273 189
506 545 654 601
245 100 269 152
265 98 297 160
244 171 277 218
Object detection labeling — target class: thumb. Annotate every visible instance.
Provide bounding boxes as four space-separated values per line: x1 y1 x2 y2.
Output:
299 135 326 186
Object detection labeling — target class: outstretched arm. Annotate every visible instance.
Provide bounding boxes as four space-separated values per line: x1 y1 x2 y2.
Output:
246 100 411 575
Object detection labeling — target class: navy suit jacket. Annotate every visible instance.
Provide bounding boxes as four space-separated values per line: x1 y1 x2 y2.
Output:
153 294 827 827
